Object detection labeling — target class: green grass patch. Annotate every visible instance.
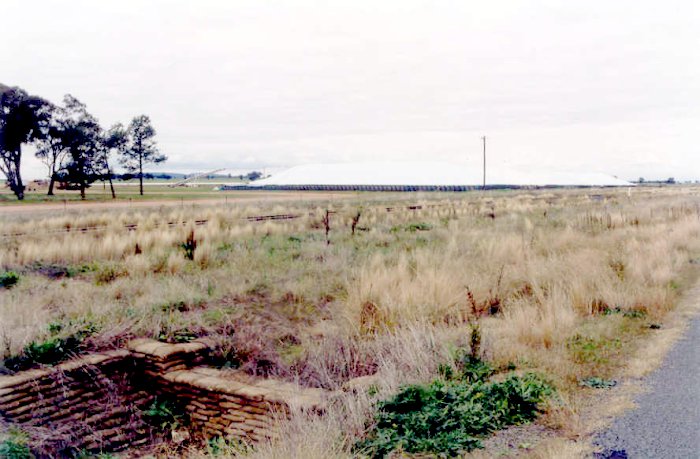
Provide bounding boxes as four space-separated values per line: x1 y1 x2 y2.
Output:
567 334 622 365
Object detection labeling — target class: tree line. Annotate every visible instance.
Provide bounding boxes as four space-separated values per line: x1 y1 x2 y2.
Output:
0 84 166 200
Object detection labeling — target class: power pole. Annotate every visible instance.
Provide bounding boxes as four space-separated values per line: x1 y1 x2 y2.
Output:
481 135 486 190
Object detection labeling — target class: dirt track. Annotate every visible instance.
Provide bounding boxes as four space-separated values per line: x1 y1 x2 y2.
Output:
0 192 350 215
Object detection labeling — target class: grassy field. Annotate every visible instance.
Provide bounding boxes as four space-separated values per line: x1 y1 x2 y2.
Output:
1 186 699 457
0 181 242 204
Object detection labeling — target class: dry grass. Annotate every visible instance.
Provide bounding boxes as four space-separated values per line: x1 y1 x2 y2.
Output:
1 186 699 457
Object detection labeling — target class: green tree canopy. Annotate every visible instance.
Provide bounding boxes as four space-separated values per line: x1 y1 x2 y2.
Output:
0 85 52 200
56 95 103 199
119 115 166 195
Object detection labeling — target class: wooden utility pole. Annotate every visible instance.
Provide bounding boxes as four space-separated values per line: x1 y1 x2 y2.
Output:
481 135 486 190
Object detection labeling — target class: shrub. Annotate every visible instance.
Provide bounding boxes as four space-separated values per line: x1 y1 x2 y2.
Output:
0 271 20 289
356 369 553 457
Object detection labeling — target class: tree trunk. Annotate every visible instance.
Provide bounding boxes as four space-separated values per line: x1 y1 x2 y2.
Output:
1 149 25 200
47 176 55 195
47 166 56 196
13 173 25 200
139 154 143 196
80 181 86 200
14 176 25 200
108 174 116 199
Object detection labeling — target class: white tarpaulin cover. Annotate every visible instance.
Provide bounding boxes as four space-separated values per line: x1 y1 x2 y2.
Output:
251 162 632 187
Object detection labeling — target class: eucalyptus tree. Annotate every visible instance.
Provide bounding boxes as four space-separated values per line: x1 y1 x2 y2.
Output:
35 101 71 195
0 84 51 200
58 95 103 200
98 123 127 199
119 115 166 195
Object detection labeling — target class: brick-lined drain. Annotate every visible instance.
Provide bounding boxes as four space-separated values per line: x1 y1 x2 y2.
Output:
0 339 329 456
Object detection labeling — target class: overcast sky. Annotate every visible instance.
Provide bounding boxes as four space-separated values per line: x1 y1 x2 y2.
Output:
3 0 699 180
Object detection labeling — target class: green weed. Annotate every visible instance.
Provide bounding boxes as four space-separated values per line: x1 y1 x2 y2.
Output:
602 306 647 319
390 222 433 233
0 429 32 459
0 271 20 289
142 397 187 431
579 377 617 389
156 326 198 343
206 436 253 456
356 372 553 457
459 355 495 383
2 320 98 371
180 230 197 261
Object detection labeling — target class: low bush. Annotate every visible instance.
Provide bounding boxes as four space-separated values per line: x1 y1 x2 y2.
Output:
356 362 552 458
0 271 20 289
